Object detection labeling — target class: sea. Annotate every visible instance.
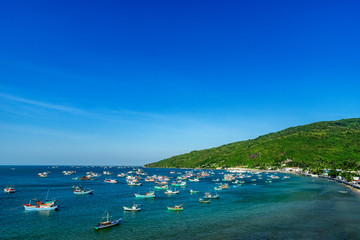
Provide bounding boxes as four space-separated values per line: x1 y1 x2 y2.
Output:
1 166 360 240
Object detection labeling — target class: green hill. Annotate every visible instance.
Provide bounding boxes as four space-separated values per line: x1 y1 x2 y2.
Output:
145 118 360 170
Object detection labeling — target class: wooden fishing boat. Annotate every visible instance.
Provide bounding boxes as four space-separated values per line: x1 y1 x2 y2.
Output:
188 178 199 182
4 186 15 193
23 199 59 211
167 204 184 211
74 186 94 195
165 189 179 194
127 181 142 186
204 193 219 199
171 181 186 187
199 198 211 203
94 212 122 230
104 179 117 183
154 184 168 190
123 204 141 211
134 191 156 198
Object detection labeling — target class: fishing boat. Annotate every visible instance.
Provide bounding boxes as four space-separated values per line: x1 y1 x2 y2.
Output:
154 184 168 190
123 204 141 211
104 179 117 183
165 189 179 194
127 181 142 186
134 191 156 198
188 178 199 182
199 198 211 203
204 193 219 199
94 212 122 230
4 186 15 193
74 186 94 195
167 204 184 211
171 181 187 187
23 199 59 211
190 189 199 194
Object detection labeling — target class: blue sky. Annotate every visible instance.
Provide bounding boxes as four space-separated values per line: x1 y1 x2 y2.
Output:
1 1 359 165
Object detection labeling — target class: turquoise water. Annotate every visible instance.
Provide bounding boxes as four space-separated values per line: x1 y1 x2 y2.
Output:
1 166 360 240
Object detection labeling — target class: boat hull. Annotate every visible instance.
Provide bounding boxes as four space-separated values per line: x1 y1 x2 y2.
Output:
123 207 140 211
94 218 122 230
134 194 155 198
167 207 183 211
4 189 15 193
74 190 94 195
23 205 59 211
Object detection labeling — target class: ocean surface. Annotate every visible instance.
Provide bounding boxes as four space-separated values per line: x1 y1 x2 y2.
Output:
1 166 360 240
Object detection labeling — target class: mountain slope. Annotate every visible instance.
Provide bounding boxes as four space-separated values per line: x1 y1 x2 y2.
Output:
145 118 360 169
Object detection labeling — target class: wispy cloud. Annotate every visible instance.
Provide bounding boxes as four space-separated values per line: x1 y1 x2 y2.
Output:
0 93 84 114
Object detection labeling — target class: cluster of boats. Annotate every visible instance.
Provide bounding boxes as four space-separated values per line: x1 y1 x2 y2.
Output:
4 166 291 231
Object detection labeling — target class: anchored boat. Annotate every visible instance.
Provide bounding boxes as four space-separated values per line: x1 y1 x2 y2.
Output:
165 189 179 195
94 212 122 230
74 186 94 195
204 193 219 199
104 179 117 183
134 191 156 198
23 199 59 211
123 204 141 211
199 198 211 203
167 204 184 211
4 186 15 193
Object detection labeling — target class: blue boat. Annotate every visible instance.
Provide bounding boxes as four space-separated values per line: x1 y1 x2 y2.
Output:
134 191 156 198
95 212 122 230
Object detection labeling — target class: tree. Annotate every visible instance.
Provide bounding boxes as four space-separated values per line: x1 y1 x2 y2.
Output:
329 169 338 178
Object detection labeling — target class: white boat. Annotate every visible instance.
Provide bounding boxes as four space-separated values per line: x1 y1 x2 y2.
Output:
74 186 94 195
123 204 141 211
94 212 122 230
165 189 180 194
204 193 219 199
4 186 15 193
104 179 117 183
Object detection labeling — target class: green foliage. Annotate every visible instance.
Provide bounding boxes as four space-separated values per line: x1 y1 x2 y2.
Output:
145 118 360 169
329 169 338 178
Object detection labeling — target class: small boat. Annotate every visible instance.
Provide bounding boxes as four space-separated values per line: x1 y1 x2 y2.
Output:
338 190 348 194
199 198 211 203
127 181 142 186
204 193 219 199
74 186 94 195
167 204 184 211
123 204 141 211
165 189 180 195
4 186 15 193
188 178 199 182
134 191 156 198
94 212 122 230
154 184 168 190
104 179 117 183
190 189 199 194
171 181 187 187
23 200 59 211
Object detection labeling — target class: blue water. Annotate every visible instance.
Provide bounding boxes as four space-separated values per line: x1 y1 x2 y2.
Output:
1 166 360 240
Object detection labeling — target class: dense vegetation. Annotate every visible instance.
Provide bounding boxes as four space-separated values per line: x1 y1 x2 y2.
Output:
145 118 360 171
